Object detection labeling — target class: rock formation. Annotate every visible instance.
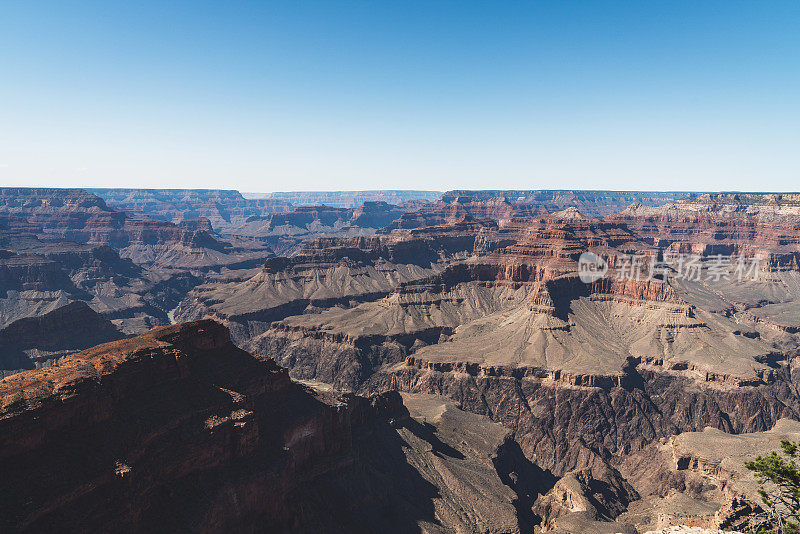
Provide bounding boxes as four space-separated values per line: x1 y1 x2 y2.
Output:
257 190 441 208
174 218 487 344
389 190 695 229
6 188 800 532
440 190 695 217
0 238 198 334
225 201 409 255
0 188 273 270
617 418 800 532
0 301 124 377
88 188 293 230
0 321 548 533
243 203 800 487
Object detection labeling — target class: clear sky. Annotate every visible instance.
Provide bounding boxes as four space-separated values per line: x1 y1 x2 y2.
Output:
1 1 798 192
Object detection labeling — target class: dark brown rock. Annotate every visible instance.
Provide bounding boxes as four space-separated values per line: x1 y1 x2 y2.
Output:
0 301 125 376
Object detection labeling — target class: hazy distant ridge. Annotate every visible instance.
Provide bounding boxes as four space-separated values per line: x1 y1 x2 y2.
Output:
249 190 442 208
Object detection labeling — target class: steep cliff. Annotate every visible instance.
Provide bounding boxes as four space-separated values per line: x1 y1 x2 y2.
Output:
261 190 441 208
616 418 800 532
6 188 800 532
611 193 800 267
175 219 484 343
0 320 549 533
0 301 124 377
224 201 411 255
0 188 273 270
247 208 800 484
440 190 693 217
0 242 198 335
389 190 693 229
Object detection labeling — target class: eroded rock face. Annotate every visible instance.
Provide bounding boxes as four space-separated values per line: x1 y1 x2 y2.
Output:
368 365 800 476
0 188 273 270
616 419 800 532
234 202 405 234
439 190 694 217
0 239 200 336
0 321 549 533
388 197 534 230
88 188 293 230
0 188 281 350
611 194 800 268
389 190 693 229
223 202 417 256
244 206 800 492
0 301 124 376
174 219 486 345
533 463 639 530
610 193 800 336
8 188 800 531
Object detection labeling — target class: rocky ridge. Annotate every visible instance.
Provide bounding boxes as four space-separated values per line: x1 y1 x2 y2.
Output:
88 188 293 230
388 190 695 230
0 321 550 533
0 301 124 377
0 188 273 270
225 202 410 255
242 205 800 490
259 189 441 208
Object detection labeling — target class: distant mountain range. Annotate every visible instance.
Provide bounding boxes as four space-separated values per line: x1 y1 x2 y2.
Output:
244 189 443 207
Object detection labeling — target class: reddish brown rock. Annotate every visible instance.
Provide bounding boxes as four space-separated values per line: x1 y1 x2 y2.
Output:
0 320 547 533
439 190 692 217
0 301 124 376
610 193 800 269
260 190 440 208
0 188 273 270
390 190 693 229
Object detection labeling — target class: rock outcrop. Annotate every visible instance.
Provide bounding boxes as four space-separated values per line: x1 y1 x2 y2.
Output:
0 320 547 533
175 219 485 344
440 190 694 216
616 418 800 532
7 188 800 532
0 240 198 336
0 188 273 270
611 193 800 267
0 301 124 377
533 463 639 531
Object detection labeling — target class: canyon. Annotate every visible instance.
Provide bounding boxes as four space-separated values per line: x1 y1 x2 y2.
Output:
2 187 800 532
0 320 552 533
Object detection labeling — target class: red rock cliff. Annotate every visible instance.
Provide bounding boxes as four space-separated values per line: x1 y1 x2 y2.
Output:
0 320 407 533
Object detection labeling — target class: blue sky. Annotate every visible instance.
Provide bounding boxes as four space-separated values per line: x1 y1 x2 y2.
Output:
1 1 798 192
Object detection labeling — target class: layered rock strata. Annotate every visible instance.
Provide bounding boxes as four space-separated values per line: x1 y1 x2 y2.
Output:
0 320 547 533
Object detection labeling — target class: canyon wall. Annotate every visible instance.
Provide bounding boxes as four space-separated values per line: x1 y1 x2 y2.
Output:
0 320 549 533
